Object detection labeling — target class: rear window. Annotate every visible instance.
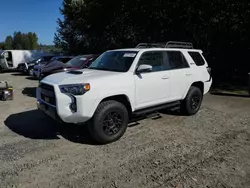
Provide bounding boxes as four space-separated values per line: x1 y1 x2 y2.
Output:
188 52 205 66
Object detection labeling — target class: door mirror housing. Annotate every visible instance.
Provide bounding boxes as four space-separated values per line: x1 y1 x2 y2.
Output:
136 64 152 73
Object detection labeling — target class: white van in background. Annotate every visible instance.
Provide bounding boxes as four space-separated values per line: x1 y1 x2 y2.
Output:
0 50 50 72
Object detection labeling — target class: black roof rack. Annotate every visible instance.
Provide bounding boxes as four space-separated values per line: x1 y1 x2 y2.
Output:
135 41 193 49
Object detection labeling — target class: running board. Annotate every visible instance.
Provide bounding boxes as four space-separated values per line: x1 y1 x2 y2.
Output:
132 101 181 116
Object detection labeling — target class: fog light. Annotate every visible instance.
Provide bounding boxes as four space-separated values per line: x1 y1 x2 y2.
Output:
70 103 77 112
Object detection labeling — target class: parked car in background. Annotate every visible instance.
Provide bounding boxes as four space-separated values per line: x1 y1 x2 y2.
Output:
18 55 55 76
0 50 50 72
33 56 74 78
39 54 99 79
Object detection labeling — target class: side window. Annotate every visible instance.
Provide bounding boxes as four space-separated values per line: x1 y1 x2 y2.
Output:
138 51 165 72
188 52 205 66
165 51 189 70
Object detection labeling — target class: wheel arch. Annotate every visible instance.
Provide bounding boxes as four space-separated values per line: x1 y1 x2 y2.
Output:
88 94 133 119
191 81 204 94
99 94 133 116
183 81 204 99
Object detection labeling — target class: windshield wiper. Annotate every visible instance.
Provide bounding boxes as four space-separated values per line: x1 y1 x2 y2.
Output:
88 67 121 72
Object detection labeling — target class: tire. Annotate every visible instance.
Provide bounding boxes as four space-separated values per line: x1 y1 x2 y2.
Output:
88 100 129 144
181 86 203 115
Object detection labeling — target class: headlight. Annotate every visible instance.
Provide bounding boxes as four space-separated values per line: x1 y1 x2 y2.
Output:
59 83 90 95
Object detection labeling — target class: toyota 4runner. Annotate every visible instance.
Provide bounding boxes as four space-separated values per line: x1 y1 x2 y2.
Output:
36 41 212 144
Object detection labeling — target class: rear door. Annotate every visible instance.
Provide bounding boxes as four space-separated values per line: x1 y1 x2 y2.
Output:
164 51 192 100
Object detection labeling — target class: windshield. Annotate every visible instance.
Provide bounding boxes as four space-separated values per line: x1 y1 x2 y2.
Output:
40 56 61 65
28 57 40 64
88 51 138 72
66 55 89 67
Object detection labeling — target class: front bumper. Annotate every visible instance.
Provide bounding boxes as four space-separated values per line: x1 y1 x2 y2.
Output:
36 83 94 124
37 99 63 123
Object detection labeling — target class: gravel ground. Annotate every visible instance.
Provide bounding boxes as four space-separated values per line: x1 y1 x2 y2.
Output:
0 72 250 188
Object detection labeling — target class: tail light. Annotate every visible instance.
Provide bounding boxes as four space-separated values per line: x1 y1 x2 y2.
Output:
207 67 211 74
206 67 212 81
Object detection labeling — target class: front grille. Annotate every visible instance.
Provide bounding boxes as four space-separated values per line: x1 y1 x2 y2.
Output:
40 83 56 106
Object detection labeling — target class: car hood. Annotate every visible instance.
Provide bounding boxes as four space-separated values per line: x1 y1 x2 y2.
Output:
41 60 66 73
42 69 121 85
34 64 45 69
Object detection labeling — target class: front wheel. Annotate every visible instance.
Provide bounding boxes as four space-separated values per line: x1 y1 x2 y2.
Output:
181 86 203 115
88 100 129 144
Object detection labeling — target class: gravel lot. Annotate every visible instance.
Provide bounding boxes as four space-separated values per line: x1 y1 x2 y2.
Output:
0 72 250 188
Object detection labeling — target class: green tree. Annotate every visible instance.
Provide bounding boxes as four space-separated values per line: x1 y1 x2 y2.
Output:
29 32 38 49
55 0 250 84
0 42 5 50
4 35 13 49
12 32 23 49
7 31 39 50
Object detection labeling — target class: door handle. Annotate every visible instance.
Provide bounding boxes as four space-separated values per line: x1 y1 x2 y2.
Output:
162 76 169 79
186 73 192 76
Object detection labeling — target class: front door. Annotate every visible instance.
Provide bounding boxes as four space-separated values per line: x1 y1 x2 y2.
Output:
134 51 170 110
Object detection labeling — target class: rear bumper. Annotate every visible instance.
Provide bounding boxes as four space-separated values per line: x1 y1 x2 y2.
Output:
204 78 213 94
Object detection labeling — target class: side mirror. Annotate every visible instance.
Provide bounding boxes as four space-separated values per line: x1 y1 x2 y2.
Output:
136 64 152 73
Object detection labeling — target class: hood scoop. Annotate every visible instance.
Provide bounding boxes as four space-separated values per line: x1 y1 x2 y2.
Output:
66 70 83 74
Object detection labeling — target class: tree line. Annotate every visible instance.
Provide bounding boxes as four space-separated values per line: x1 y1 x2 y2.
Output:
54 0 250 86
1 31 61 54
3 32 38 50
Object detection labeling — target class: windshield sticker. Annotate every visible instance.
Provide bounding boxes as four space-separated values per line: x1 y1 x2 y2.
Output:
123 53 137 58
80 57 87 60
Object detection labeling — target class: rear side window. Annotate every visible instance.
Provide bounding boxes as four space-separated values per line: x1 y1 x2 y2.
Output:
164 51 189 70
188 52 205 66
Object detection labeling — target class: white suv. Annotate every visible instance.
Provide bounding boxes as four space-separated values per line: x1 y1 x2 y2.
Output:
36 41 212 144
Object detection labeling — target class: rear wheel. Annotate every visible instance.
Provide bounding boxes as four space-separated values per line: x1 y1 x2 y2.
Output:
181 86 203 115
88 100 128 144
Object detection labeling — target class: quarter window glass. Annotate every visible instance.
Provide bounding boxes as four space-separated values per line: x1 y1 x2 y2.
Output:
188 52 205 66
